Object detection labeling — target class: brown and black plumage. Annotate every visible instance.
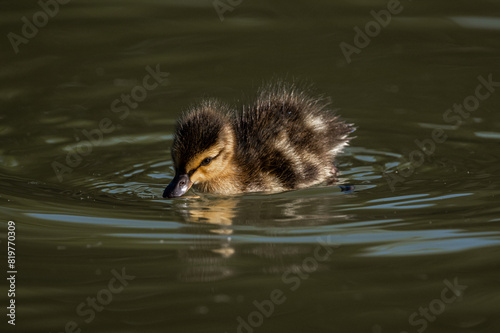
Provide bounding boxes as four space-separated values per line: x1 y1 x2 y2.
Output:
163 82 355 198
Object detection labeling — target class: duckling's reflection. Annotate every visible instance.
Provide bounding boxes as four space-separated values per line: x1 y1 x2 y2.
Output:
174 193 352 283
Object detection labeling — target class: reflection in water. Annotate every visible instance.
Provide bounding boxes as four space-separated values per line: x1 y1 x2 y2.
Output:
175 197 237 282
174 195 349 283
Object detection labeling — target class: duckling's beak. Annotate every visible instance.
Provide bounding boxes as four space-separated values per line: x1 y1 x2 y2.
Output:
163 173 192 198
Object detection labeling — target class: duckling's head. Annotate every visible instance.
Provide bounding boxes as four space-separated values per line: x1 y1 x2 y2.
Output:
163 101 235 198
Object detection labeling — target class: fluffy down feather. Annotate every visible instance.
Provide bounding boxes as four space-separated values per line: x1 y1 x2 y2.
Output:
163 81 355 198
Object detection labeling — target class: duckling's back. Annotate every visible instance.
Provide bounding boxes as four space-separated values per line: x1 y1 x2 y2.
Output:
233 82 354 192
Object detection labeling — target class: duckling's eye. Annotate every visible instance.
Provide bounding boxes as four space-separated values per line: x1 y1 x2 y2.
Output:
200 157 213 166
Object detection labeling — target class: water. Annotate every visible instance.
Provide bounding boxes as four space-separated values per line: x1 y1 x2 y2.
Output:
1 1 500 332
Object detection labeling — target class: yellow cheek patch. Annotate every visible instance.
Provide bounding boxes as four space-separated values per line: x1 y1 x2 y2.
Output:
190 168 206 184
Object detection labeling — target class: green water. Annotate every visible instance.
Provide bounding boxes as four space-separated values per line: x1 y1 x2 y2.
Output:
1 1 500 332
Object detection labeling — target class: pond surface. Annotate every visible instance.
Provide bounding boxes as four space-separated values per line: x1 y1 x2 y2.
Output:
1 1 500 332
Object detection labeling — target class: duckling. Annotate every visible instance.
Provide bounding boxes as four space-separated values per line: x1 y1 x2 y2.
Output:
163 82 355 198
